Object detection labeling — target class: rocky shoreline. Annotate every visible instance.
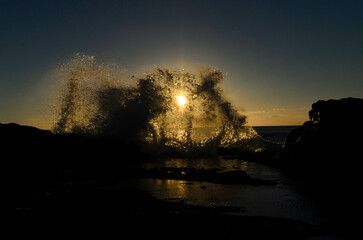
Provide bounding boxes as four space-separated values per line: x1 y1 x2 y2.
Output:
2 97 363 239
0 122 334 239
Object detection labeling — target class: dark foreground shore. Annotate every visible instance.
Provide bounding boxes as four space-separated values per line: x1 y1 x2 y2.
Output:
1 173 330 240
0 122 340 239
4 97 363 240
1 98 362 239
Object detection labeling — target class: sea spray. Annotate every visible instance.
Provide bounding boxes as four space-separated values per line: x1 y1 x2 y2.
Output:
52 54 265 155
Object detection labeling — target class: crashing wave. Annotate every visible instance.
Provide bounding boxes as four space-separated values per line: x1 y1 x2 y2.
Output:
52 53 262 155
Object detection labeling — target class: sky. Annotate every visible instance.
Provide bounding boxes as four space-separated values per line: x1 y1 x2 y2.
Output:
0 0 362 128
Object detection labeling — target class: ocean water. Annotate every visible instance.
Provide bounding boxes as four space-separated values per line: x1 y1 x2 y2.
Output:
127 157 327 225
121 126 335 226
253 126 299 145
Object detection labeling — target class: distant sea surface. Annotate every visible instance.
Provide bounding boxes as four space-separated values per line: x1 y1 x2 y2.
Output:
252 126 299 145
186 125 299 144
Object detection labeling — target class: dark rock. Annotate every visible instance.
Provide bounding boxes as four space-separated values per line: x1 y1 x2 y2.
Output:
281 97 363 173
280 97 363 217
0 123 148 190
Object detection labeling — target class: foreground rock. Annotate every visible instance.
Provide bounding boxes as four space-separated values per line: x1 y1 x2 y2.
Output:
281 97 363 175
0 123 147 190
281 97 363 220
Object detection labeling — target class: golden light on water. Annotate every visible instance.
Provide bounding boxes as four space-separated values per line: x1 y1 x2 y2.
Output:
177 95 187 107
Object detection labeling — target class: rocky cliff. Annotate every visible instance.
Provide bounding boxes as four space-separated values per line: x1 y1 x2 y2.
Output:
281 97 363 208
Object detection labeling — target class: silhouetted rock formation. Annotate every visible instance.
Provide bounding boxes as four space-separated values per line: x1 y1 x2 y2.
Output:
0 123 145 190
282 97 363 169
281 97 363 216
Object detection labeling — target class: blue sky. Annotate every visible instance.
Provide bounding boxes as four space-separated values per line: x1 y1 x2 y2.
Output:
1 0 362 128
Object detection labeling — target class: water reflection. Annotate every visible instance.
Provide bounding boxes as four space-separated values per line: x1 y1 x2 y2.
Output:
131 157 325 225
162 158 274 181
164 158 251 172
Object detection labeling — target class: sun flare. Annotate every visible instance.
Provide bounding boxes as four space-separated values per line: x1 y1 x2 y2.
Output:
177 95 187 107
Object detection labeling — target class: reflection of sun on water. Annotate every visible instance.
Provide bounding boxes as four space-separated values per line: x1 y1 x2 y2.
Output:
177 95 187 107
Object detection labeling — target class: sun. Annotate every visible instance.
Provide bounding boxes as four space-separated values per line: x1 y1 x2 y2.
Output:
177 95 187 107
